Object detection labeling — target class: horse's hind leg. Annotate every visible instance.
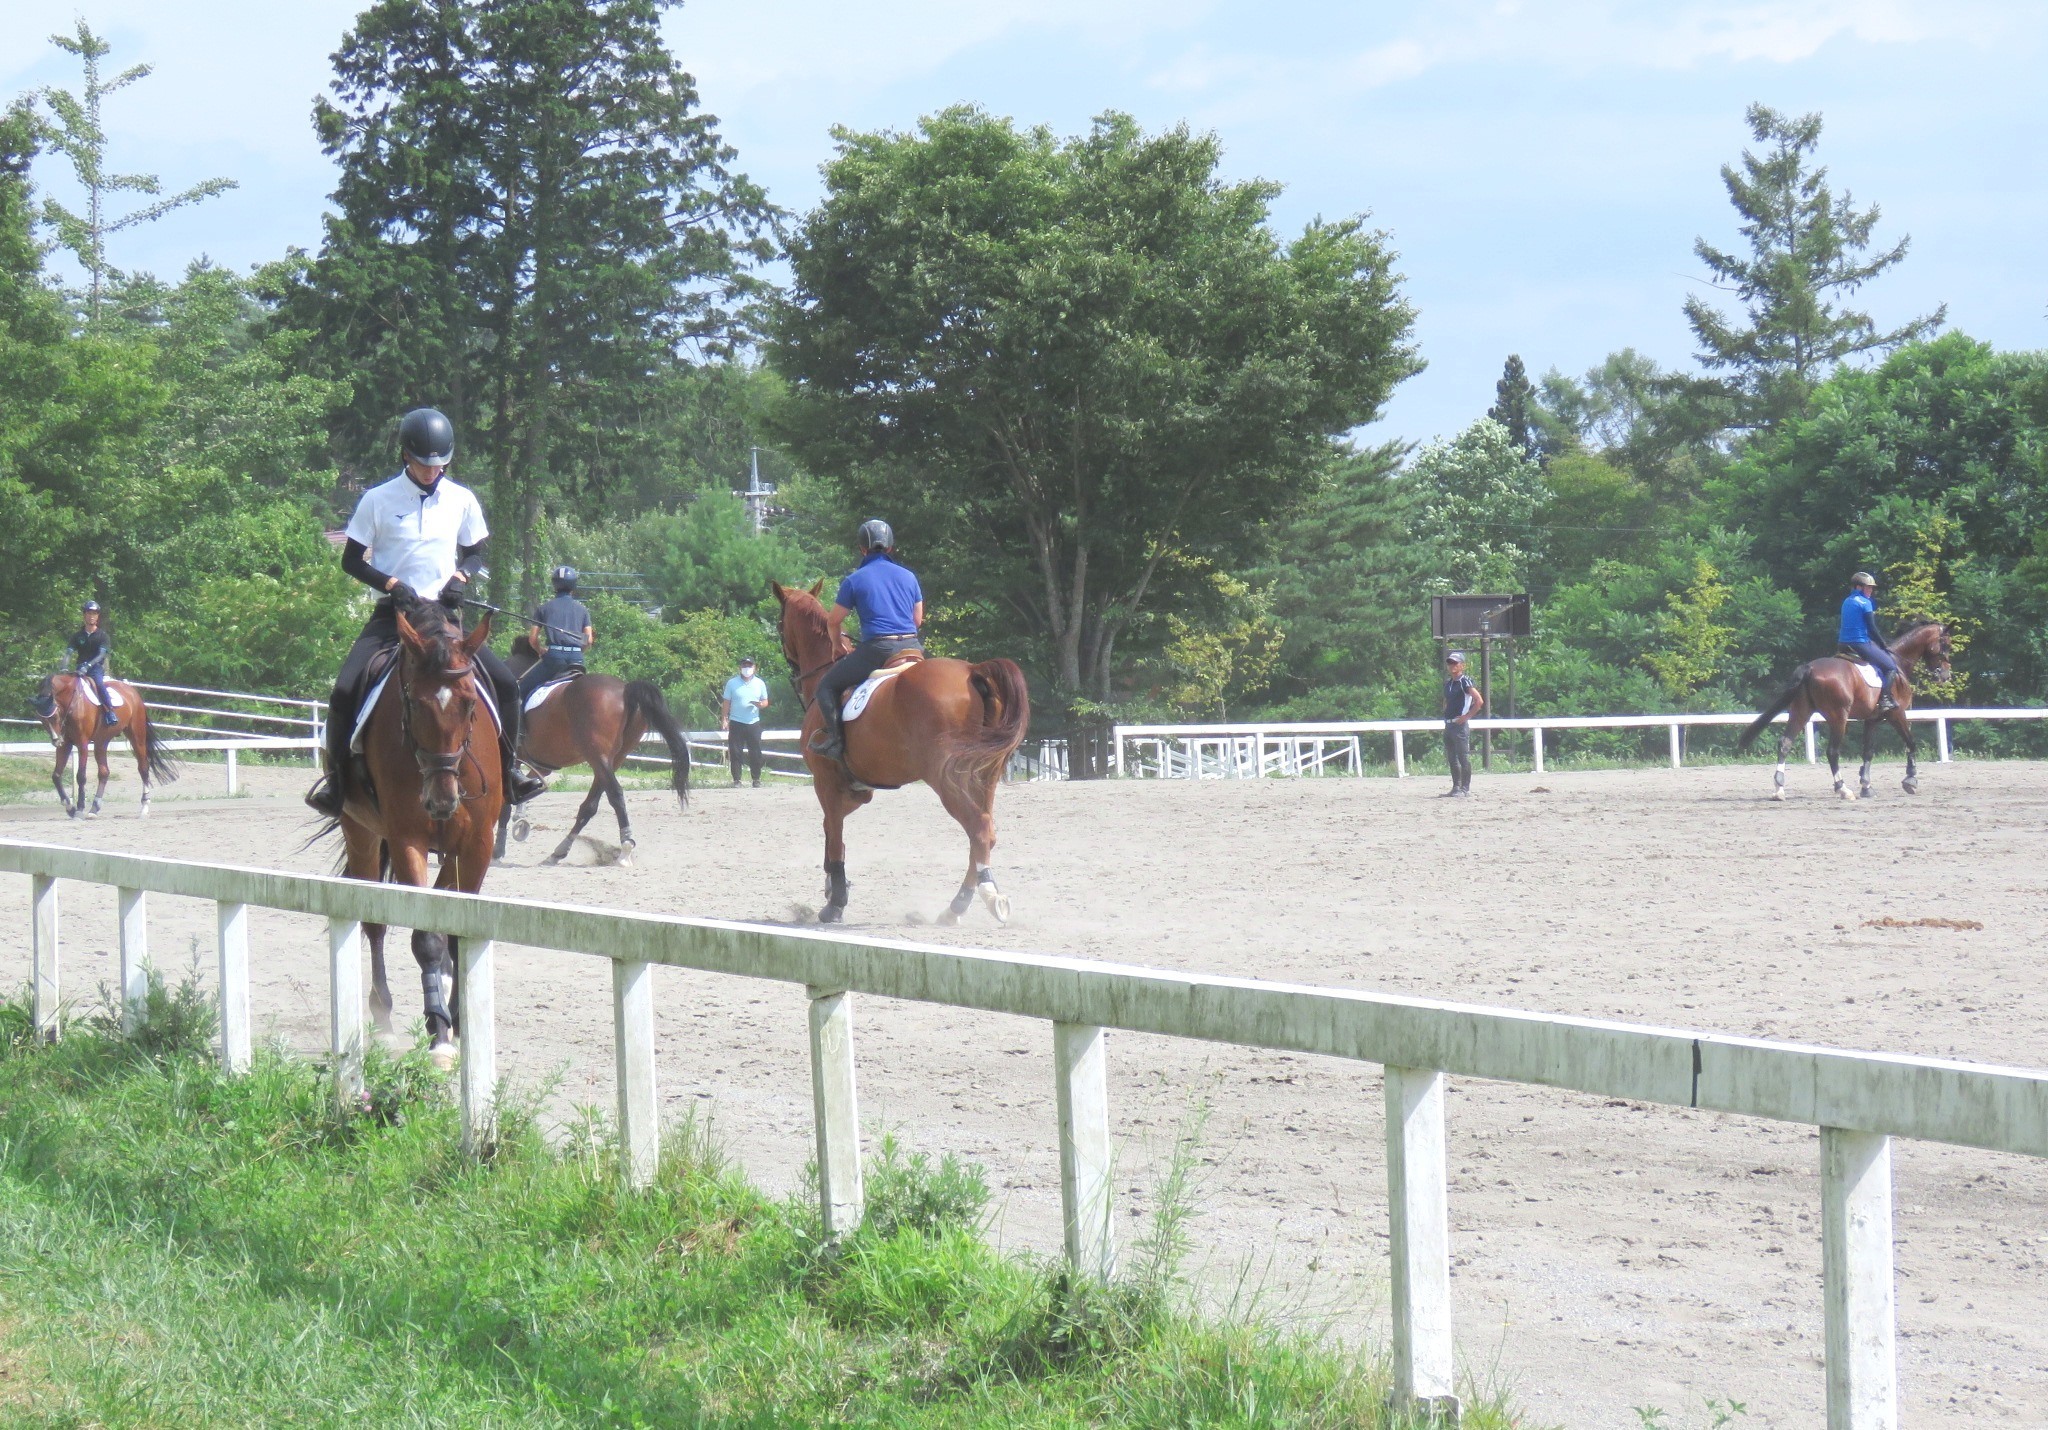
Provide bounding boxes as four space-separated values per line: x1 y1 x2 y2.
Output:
599 761 635 858
935 776 1006 926
819 797 852 923
344 823 396 1032
1772 699 1807 801
1858 718 1878 800
1828 716 1854 801
1896 712 1920 794
90 735 111 816
546 775 608 865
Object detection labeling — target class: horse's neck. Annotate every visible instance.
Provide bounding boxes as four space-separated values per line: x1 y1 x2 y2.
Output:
1893 628 1936 669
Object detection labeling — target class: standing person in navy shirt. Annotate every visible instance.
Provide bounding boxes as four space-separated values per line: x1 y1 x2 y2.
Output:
810 519 923 762
1441 650 1483 798
1838 570 1900 712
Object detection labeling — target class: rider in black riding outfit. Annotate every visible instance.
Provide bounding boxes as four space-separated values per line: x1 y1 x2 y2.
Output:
64 601 115 716
518 566 594 700
305 408 547 817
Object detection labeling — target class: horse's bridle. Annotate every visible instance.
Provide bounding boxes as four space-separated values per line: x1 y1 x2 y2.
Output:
784 650 837 711
396 657 489 800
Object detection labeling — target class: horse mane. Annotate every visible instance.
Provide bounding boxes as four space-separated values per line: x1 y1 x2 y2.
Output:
782 585 853 660
399 597 468 676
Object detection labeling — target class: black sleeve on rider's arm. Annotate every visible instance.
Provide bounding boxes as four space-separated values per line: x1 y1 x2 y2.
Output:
1869 612 1890 649
340 539 393 593
455 540 488 580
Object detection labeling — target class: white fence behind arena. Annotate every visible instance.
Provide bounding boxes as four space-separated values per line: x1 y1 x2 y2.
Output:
1 679 326 796
6 836 2045 1426
1115 707 2048 779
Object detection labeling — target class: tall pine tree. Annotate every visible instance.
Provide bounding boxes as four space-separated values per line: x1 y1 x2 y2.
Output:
1487 353 1539 462
1685 103 1942 428
278 0 776 604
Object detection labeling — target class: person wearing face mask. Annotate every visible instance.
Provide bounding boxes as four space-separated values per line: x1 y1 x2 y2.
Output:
305 407 547 817
720 654 771 787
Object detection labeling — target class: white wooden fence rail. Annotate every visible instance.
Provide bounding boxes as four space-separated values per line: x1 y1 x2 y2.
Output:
1115 707 2048 780
5 838 2044 1424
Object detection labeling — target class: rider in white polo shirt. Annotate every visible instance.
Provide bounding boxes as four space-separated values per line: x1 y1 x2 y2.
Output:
306 407 547 817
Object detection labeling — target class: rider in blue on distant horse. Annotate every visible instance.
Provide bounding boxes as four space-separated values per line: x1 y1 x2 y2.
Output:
1839 571 1900 714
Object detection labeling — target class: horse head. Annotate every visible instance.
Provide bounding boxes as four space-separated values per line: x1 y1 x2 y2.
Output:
1900 621 1955 686
771 579 846 697
394 602 494 822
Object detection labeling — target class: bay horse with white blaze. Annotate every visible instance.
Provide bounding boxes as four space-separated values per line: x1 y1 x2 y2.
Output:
1738 621 1955 801
33 673 177 817
328 598 504 1068
497 633 692 864
773 580 1029 924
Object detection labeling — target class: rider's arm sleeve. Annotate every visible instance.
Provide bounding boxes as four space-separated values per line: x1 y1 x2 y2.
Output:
455 539 489 579
340 538 394 593
1870 612 1890 649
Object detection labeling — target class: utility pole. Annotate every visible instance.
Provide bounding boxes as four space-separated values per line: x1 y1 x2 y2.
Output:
739 447 776 535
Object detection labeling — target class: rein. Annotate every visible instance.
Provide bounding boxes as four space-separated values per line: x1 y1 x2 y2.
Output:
397 655 490 803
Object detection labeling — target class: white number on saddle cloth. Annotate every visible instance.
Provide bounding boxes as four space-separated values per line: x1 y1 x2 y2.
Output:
79 682 124 709
841 664 911 723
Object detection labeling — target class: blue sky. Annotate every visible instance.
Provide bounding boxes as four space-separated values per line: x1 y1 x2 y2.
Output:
2 0 2042 446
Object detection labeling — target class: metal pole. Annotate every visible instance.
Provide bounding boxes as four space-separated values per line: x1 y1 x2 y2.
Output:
1478 629 1493 771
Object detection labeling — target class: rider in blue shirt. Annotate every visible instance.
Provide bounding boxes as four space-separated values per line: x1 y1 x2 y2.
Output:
1839 570 1899 712
810 519 923 762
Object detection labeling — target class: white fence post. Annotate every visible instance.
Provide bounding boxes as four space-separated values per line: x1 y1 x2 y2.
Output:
1669 724 1682 769
225 747 238 796
613 958 659 1190
1386 1065 1457 1413
1392 729 1406 778
1054 1021 1116 1281
217 901 250 1072
808 986 864 1236
1822 1127 1897 1429
1531 726 1544 775
30 874 57 1042
1936 717 1950 763
329 917 364 1114
459 938 497 1157
118 886 148 1033
1806 717 1819 764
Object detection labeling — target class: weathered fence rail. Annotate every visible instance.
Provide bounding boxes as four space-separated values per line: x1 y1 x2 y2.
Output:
5 836 2044 1425
1116 706 2048 779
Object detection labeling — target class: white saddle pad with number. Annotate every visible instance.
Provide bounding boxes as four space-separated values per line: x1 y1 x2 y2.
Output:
523 671 582 714
78 681 125 709
841 663 912 723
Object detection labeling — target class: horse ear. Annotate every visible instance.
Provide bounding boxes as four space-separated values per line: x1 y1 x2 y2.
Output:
808 577 825 599
395 610 426 652
771 581 788 604
461 608 494 657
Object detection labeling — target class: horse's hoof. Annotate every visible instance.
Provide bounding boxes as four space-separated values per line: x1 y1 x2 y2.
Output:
1837 787 1856 802
66 807 79 820
615 851 633 869
819 904 845 924
430 1043 458 1073
1770 787 1785 802
1903 779 1919 795
936 908 961 927
138 803 150 819
512 818 530 842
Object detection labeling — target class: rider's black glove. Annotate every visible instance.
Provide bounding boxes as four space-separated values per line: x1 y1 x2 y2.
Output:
387 581 421 607
438 580 466 610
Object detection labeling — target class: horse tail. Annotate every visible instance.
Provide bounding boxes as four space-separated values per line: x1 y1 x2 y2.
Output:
624 680 692 810
947 659 1031 787
131 702 181 784
1737 664 1811 752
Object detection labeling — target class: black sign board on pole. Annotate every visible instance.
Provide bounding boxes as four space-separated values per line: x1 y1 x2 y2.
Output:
1430 595 1531 772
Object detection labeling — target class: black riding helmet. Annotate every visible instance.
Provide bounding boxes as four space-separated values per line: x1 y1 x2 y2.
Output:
551 565 578 593
399 407 456 467
857 518 894 553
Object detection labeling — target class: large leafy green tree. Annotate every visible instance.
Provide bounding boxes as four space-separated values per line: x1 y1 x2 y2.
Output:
278 0 776 604
1407 418 1547 593
770 107 1419 706
1685 103 1942 427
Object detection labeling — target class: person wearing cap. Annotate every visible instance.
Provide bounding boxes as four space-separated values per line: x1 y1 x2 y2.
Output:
519 566 594 700
720 656 771 787
64 600 114 716
1839 571 1899 713
810 518 923 765
1441 650 1484 797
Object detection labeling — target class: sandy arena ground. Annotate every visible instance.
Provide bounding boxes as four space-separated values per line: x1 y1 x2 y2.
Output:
2 752 2046 1427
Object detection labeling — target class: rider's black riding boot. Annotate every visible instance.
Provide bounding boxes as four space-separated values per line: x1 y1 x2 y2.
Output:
1877 676 1899 713
809 704 845 759
306 691 352 817
498 704 547 805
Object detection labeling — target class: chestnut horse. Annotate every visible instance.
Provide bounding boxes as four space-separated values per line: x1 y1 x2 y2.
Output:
331 599 503 1067
497 634 692 864
773 580 1029 925
1738 621 1955 801
33 673 177 818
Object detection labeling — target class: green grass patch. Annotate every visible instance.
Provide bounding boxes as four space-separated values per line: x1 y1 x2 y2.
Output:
0 756 50 804
0 981 1521 1428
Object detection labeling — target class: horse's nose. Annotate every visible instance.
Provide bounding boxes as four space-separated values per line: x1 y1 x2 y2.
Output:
422 780 460 821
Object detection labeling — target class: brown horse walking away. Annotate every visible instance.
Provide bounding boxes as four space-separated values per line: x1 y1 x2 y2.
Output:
773 580 1030 925
33 673 177 818
1738 621 1955 801
330 600 503 1068
497 634 692 864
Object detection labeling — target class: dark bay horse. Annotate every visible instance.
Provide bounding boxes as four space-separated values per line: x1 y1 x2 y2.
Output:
497 634 692 864
772 580 1029 924
33 673 177 817
332 600 503 1068
1738 621 1955 801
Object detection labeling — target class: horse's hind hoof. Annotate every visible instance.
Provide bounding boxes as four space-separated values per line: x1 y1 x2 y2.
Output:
819 904 845 925
936 908 961 927
1903 779 1919 795
430 1044 457 1073
1837 787 1857 802
512 818 530 842
1770 787 1785 802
